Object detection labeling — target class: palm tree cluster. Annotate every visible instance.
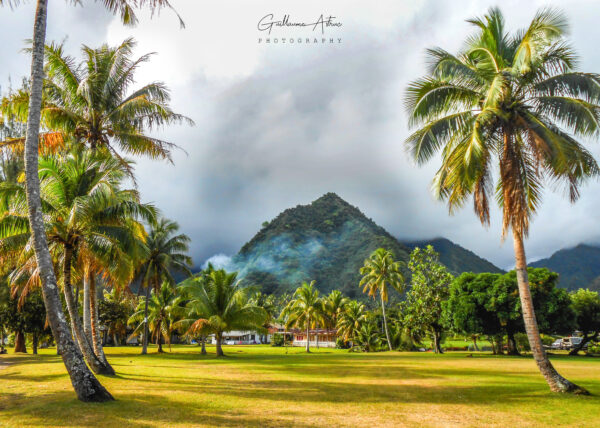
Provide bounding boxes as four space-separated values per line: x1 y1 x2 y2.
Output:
0 3 192 399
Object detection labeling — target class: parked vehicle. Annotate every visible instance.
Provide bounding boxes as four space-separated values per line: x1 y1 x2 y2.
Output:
561 337 587 350
550 339 563 350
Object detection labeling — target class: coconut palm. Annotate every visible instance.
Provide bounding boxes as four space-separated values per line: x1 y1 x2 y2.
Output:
322 290 348 344
129 281 183 353
359 248 405 351
336 300 368 347
178 269 267 357
281 281 324 353
404 7 599 393
135 217 192 354
0 151 154 374
0 0 183 402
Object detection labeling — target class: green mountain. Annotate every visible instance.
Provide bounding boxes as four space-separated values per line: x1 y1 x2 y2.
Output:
530 244 600 291
233 193 502 297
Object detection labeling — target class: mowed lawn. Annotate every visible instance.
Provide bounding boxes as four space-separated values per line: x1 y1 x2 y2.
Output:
1 345 599 427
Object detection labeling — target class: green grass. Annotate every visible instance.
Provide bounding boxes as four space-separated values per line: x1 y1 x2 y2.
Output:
0 345 599 427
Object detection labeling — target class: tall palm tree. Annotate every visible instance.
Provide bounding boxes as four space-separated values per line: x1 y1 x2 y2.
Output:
336 300 368 347
281 281 324 353
359 248 405 351
178 269 267 357
129 281 183 353
0 0 182 402
0 150 154 374
136 218 192 354
404 7 598 394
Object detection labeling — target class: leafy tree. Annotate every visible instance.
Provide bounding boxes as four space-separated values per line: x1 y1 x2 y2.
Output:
98 288 132 346
445 272 503 352
0 0 182 402
404 246 453 353
281 281 324 353
446 269 574 354
359 248 405 350
405 6 598 393
569 289 600 355
129 282 183 353
178 269 266 357
336 300 368 347
136 218 192 354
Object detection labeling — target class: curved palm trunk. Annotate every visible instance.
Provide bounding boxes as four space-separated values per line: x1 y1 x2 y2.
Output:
215 332 224 357
14 331 27 353
63 246 112 375
513 230 588 394
23 0 112 402
89 275 114 373
141 285 150 355
380 293 392 351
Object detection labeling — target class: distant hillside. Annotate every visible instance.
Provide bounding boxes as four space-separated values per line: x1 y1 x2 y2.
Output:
403 238 504 275
232 193 502 297
530 244 600 291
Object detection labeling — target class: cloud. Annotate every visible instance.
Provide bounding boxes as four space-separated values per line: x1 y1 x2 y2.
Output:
2 0 600 272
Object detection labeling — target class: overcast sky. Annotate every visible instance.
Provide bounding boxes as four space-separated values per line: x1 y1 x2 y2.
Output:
1 0 599 269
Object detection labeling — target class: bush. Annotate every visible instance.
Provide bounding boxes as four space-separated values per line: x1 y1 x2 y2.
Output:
515 333 531 352
271 333 284 347
336 338 350 349
586 342 600 354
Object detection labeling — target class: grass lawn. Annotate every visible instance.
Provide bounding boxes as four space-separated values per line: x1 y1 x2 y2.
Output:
0 345 599 427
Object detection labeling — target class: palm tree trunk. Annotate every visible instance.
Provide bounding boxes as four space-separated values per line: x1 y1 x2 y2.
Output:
157 320 163 353
380 293 392 351
23 1 112 402
201 336 206 355
216 332 224 357
14 330 26 353
89 275 114 373
472 335 479 351
62 246 112 375
83 275 92 340
512 229 588 394
305 320 310 353
141 285 150 355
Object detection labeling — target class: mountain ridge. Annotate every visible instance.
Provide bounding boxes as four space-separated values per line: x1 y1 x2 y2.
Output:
232 193 503 297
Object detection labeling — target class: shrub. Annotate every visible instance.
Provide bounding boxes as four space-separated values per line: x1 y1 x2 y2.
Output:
271 333 284 347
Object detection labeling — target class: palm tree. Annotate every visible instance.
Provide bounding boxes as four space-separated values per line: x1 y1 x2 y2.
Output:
322 290 348 345
0 0 182 402
129 281 183 353
0 150 154 374
355 320 383 353
281 281 324 353
336 300 368 347
404 7 598 394
136 218 192 354
178 269 267 357
359 248 405 351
